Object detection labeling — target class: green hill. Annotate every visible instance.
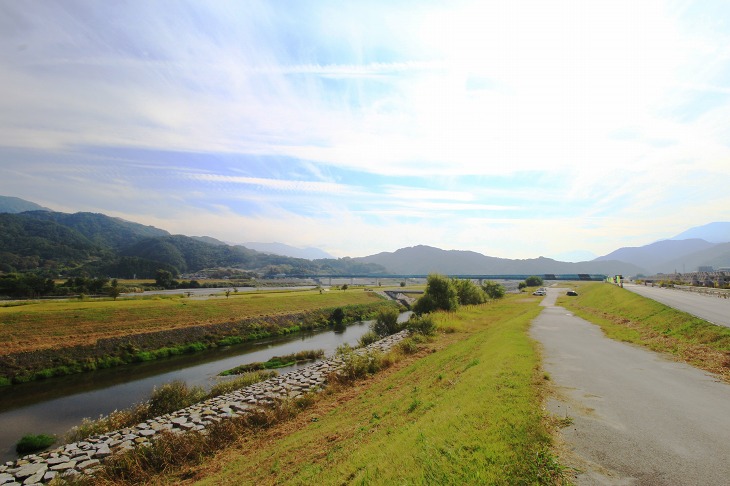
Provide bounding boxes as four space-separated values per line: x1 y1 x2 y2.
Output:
0 210 386 278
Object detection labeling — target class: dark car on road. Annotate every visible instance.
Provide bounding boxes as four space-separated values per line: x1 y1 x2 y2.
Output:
566 290 578 296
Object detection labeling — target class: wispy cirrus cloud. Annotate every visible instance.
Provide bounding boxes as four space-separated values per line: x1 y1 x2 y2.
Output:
187 173 357 196
1 0 730 259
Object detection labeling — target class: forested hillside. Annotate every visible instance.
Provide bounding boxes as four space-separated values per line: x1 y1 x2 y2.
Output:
0 211 386 280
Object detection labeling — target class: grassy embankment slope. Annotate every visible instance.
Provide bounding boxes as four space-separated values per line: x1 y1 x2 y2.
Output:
558 282 730 381
0 289 382 355
179 294 565 485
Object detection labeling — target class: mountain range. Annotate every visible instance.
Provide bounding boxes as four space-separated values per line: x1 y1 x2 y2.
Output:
0 207 385 278
595 223 730 274
357 246 643 275
0 196 728 277
243 242 334 260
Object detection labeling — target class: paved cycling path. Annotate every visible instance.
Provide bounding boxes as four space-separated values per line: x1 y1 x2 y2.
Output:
531 288 730 485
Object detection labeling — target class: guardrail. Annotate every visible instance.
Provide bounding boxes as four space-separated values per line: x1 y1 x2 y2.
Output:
674 285 730 299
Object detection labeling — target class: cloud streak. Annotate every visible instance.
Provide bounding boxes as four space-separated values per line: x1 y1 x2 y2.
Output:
1 0 729 259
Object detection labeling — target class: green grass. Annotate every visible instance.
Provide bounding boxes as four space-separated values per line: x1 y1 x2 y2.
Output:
16 433 56 454
193 295 567 485
558 282 730 379
219 350 325 375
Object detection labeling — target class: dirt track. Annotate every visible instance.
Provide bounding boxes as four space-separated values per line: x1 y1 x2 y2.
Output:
531 288 730 485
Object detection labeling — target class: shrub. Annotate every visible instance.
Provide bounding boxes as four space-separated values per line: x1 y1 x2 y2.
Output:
452 278 487 305
333 320 346 333
331 307 345 325
358 330 380 347
413 274 459 315
148 381 206 417
334 346 388 382
67 405 150 442
208 370 278 397
16 434 56 454
481 280 506 299
68 371 279 443
218 336 243 346
219 350 324 376
396 338 419 355
406 315 436 336
371 307 402 337
525 275 544 287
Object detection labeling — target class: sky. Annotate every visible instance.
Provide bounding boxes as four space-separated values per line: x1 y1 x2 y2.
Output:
1 0 729 261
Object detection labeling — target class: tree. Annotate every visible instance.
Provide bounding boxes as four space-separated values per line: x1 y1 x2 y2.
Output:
331 307 346 332
413 274 459 315
341 284 349 291
108 278 121 300
88 277 109 294
481 280 505 299
525 275 544 287
155 269 176 289
371 307 402 337
0 273 56 298
452 278 487 305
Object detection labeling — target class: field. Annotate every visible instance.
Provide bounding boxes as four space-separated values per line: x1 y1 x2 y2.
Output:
558 282 730 381
167 295 565 485
0 289 383 355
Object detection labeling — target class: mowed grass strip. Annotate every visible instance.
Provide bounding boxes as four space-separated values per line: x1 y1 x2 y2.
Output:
558 282 730 381
189 296 563 485
0 289 381 355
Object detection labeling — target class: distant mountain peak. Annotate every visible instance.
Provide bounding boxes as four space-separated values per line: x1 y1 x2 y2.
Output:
243 242 333 260
671 222 730 244
0 195 50 213
356 244 641 276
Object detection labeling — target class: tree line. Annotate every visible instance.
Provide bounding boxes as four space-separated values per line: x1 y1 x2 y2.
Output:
412 274 506 315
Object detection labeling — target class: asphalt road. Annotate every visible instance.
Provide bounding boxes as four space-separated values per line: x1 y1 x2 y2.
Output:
532 288 730 485
623 283 730 328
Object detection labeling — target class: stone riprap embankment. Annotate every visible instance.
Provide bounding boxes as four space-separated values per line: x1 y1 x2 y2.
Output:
0 331 409 485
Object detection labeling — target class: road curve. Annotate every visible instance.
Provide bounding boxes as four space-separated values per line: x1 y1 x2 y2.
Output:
532 288 730 485
623 283 730 328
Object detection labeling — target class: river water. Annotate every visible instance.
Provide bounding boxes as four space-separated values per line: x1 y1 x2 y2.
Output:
0 317 400 462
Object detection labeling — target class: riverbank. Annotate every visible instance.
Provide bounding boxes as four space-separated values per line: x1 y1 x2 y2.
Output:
71 294 564 485
0 296 399 386
187 295 561 485
0 317 386 464
0 332 411 484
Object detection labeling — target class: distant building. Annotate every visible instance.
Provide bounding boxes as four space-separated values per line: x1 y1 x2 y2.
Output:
698 266 714 272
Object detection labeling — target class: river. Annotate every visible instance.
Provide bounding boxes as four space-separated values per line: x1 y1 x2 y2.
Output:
0 315 409 462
